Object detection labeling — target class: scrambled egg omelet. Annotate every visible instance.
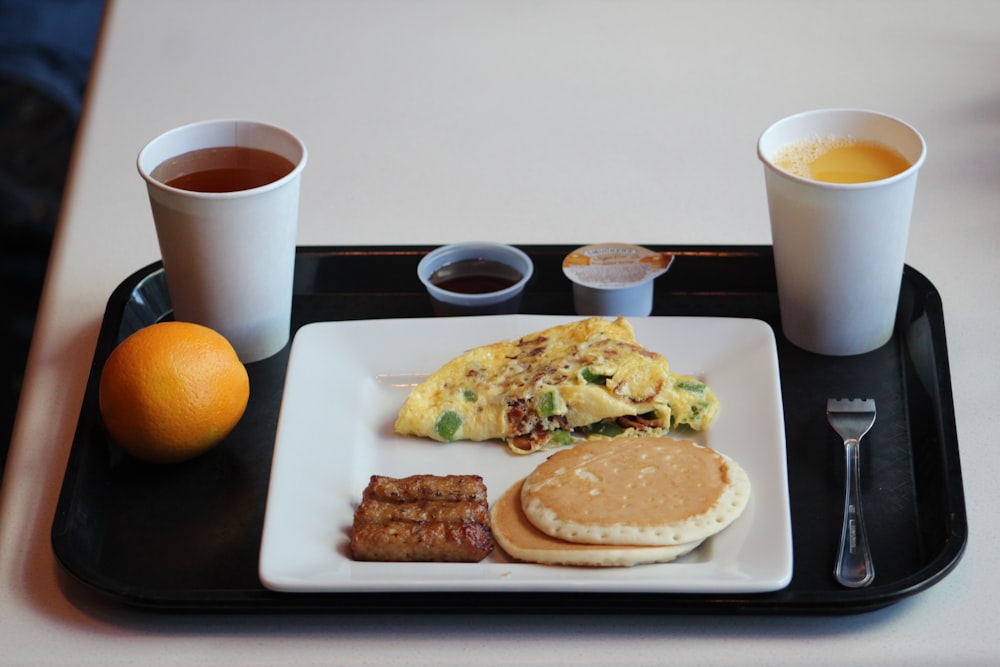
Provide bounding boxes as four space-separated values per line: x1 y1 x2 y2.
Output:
394 317 718 454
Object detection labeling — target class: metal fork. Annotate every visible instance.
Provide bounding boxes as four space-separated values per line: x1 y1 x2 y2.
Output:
826 398 877 588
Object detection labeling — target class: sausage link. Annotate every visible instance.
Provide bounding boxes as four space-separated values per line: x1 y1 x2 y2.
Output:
354 498 489 525
351 521 494 562
362 474 487 503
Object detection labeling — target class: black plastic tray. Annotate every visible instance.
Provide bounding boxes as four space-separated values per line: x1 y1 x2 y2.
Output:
51 245 967 614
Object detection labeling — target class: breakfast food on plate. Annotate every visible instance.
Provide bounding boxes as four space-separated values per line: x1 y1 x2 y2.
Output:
490 479 704 567
350 474 493 562
354 499 489 525
489 436 750 566
351 521 493 563
520 436 750 546
349 439 749 567
394 316 718 454
362 473 488 504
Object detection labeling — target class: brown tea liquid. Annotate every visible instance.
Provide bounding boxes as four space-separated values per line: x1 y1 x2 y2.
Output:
152 146 295 193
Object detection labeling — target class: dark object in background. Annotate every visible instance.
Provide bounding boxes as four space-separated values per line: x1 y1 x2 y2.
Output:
0 0 105 475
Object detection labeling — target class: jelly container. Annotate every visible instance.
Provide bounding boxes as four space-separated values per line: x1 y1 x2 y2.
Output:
562 243 674 316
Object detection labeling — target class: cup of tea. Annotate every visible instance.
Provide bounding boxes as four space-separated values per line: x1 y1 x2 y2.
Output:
137 119 307 362
757 108 926 356
417 242 533 316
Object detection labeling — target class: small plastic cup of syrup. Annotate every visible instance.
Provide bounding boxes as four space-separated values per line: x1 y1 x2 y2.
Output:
418 242 534 315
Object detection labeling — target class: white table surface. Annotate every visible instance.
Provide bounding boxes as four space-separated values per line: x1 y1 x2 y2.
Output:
2 0 996 664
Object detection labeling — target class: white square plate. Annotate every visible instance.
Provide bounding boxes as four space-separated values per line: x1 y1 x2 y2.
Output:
259 316 792 593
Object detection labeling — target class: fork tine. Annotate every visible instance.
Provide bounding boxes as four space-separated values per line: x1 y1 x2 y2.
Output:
827 398 877 441
827 397 876 412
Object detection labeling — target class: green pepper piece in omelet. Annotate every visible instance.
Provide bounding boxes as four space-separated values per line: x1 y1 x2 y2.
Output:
434 410 463 441
667 374 719 431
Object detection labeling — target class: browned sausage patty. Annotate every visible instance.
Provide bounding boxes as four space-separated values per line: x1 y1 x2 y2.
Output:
350 474 493 562
362 474 487 503
351 521 493 562
354 498 490 525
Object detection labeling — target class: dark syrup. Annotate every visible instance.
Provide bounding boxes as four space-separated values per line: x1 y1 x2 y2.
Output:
429 259 522 294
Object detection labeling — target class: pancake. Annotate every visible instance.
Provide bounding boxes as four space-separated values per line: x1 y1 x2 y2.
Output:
520 436 750 546
490 479 702 567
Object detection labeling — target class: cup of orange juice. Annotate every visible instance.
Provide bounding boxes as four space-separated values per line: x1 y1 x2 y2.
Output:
758 108 926 356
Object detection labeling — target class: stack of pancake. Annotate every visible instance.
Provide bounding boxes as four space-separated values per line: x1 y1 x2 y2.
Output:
490 436 751 567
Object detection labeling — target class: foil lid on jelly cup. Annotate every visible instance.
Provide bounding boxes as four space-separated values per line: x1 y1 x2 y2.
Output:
562 243 674 316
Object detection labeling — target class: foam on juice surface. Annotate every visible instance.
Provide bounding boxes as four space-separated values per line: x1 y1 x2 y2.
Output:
772 136 910 183
772 136 855 178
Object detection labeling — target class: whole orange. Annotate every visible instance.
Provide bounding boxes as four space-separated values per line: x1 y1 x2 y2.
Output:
98 321 250 463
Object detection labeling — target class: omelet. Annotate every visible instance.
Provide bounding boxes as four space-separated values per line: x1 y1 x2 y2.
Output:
394 317 719 454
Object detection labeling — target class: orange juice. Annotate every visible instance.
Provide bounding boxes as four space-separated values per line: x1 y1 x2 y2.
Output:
774 137 911 184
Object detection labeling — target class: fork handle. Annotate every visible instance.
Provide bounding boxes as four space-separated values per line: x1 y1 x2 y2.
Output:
835 438 875 588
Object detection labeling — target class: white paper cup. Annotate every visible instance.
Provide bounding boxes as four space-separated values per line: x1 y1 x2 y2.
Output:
137 119 307 362
758 109 926 356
